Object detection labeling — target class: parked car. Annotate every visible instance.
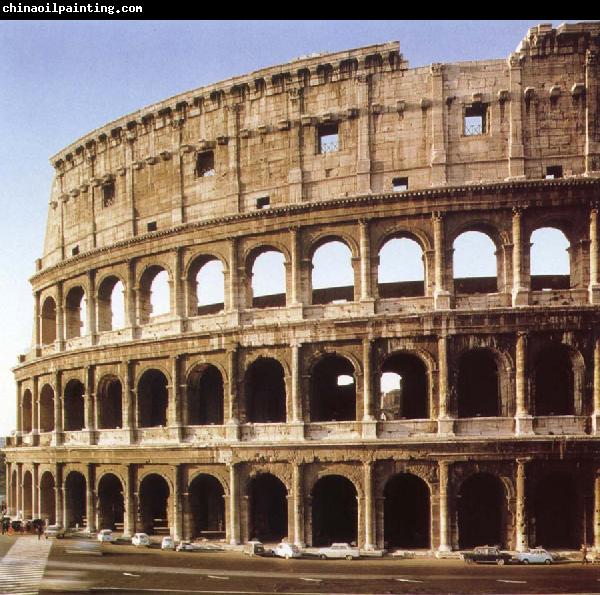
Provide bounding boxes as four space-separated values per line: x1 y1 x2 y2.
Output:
161 536 175 550
131 532 151 547
44 524 66 539
97 529 116 543
176 540 196 552
462 546 513 565
318 542 360 560
245 540 267 556
514 548 553 564
273 542 302 559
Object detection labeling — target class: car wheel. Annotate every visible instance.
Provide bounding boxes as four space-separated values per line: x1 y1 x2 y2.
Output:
320 554 327 560
544 559 552 565
346 555 353 560
496 558 506 566
522 559 529 565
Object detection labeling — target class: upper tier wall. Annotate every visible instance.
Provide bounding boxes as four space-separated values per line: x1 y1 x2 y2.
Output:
41 22 600 270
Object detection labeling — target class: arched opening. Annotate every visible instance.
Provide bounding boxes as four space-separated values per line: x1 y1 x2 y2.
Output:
137 370 168 428
245 358 286 423
65 471 86 529
250 250 286 308
533 344 574 415
22 471 32 520
97 276 125 332
309 355 356 422
97 474 124 531
97 376 123 430
139 474 170 535
312 476 357 546
65 286 87 339
378 237 425 298
188 474 225 539
380 353 428 420
139 266 170 324
187 365 224 426
453 231 498 294
457 473 506 548
384 474 430 549
194 258 225 315
41 296 56 344
532 472 581 548
63 380 85 432
22 390 32 433
248 474 288 542
457 350 500 418
39 472 56 525
39 385 55 432
530 227 570 290
311 240 354 304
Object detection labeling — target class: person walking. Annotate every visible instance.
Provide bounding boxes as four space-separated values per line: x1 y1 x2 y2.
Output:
582 544 588 564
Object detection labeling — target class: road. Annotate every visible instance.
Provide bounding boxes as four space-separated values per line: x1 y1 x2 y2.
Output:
2 536 600 594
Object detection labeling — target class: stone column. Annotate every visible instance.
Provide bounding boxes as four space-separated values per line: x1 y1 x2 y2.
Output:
169 355 183 441
33 290 41 351
438 460 451 552
363 462 375 550
292 463 304 546
86 464 96 533
15 384 22 437
52 371 63 446
225 345 239 441
437 336 454 434
55 282 65 350
172 247 185 323
594 473 600 552
228 463 239 545
430 63 447 186
362 338 377 438
507 53 526 179
433 213 450 309
512 207 529 306
289 343 304 440
55 464 64 529
84 366 95 443
226 238 239 315
585 50 600 175
289 227 302 307
355 73 371 193
86 269 97 341
32 376 39 435
515 459 528 552
593 338 600 434
515 332 533 434
359 219 373 301
123 465 134 538
287 88 304 203
173 465 183 541
589 206 600 304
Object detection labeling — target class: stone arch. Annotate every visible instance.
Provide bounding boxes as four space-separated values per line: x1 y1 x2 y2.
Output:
309 235 357 304
64 470 87 528
64 285 87 339
188 473 226 539
309 352 358 422
244 357 286 423
379 351 430 420
244 244 288 309
39 384 55 432
383 473 431 549
529 226 571 289
186 363 224 426
39 471 56 525
97 274 126 332
22 470 33 519
137 368 169 428
138 264 171 324
456 472 508 548
456 348 501 418
96 375 123 430
21 389 33 433
247 473 288 542
377 233 426 299
40 295 57 344
452 228 499 295
97 473 124 531
63 379 85 431
186 253 226 316
138 473 171 535
310 474 358 546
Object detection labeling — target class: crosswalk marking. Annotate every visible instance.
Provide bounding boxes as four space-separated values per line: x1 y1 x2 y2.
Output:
0 537 52 594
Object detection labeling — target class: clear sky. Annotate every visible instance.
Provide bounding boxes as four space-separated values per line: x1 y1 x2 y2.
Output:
0 19 585 437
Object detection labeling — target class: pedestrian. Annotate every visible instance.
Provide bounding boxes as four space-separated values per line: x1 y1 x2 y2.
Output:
36 524 43 540
582 544 588 564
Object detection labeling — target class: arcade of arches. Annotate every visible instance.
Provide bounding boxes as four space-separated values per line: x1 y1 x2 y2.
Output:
6 459 599 552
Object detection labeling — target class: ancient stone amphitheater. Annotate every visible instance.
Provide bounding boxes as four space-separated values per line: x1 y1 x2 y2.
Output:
5 22 600 554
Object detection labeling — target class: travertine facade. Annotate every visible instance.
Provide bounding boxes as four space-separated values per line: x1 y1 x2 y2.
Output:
5 22 600 552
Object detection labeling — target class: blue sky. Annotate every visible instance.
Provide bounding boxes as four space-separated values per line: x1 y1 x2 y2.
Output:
0 19 584 436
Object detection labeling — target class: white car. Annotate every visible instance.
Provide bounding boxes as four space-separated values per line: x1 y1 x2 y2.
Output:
317 542 360 560
161 536 175 550
131 532 151 547
97 529 116 543
273 542 302 559
176 540 196 552
514 548 553 564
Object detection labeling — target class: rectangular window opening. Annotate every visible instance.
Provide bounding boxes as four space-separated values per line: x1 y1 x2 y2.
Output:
195 151 215 177
318 123 339 154
256 196 270 210
71 246 80 256
545 165 563 179
392 177 409 192
464 104 487 136
147 221 157 232
102 182 115 207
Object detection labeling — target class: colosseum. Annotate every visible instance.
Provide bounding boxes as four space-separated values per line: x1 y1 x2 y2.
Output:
4 21 600 555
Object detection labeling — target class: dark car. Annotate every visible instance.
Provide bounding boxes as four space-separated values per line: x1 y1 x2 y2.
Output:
462 546 513 565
